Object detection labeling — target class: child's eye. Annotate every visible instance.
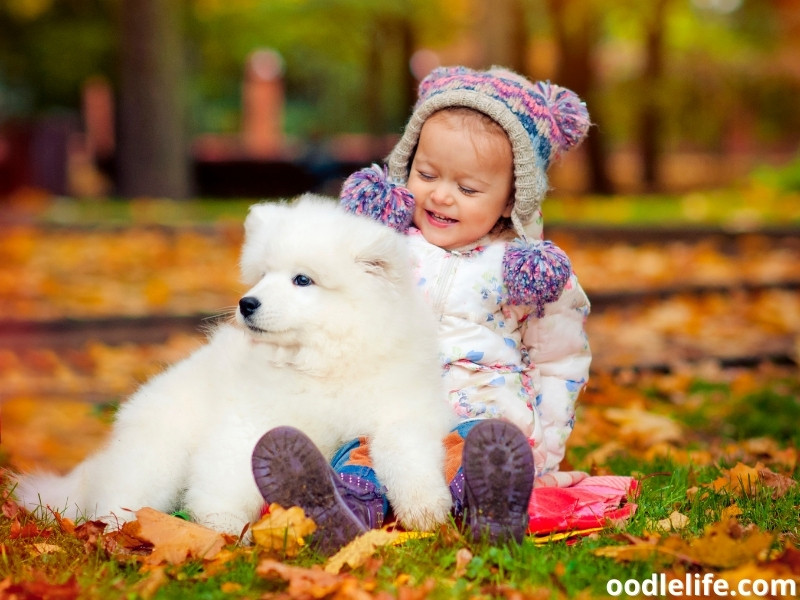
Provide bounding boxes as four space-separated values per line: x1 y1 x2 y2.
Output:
417 171 435 181
459 185 478 196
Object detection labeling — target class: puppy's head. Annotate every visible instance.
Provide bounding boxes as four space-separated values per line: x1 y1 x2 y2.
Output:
237 195 413 365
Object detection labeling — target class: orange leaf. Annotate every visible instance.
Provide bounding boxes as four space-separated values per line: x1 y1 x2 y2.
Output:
687 518 775 569
54 512 76 534
594 535 696 568
710 462 797 499
127 507 233 566
711 462 761 496
0 574 80 600
257 558 372 598
9 518 47 539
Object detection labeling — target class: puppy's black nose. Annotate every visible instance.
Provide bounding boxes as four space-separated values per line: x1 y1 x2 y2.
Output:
238 296 261 318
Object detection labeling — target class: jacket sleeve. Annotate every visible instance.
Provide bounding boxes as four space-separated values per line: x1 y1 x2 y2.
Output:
521 274 591 473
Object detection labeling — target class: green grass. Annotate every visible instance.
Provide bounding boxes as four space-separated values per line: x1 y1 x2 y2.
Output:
3 374 799 598
2 462 798 598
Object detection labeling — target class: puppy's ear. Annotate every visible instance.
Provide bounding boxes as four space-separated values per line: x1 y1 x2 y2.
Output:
354 231 407 285
240 202 287 285
244 202 281 240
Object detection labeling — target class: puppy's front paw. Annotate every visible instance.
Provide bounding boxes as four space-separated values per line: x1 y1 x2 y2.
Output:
391 485 452 531
192 510 251 539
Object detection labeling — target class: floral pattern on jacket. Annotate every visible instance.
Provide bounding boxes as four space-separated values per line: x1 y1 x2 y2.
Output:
407 228 591 474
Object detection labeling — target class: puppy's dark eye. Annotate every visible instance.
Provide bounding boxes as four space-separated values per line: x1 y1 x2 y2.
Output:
292 274 314 287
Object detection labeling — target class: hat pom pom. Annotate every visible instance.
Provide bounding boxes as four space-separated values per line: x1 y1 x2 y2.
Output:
339 164 415 233
503 239 572 317
535 82 591 158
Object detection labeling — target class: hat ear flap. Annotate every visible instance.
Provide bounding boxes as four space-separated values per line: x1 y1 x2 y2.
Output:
502 239 572 317
339 164 415 232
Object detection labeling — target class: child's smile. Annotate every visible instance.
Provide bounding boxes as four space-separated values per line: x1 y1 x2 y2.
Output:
424 209 459 226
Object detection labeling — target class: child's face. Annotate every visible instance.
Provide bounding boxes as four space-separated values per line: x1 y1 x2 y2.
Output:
407 111 514 250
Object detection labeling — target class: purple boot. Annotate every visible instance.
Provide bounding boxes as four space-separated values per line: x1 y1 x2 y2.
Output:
251 426 383 555
461 419 534 544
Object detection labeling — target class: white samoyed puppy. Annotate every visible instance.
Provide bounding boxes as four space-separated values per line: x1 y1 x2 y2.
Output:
14 195 455 536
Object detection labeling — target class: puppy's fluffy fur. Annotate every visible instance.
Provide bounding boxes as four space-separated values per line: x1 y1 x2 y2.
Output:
14 196 455 535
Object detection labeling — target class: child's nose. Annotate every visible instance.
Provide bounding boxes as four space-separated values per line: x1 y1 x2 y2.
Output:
430 183 454 205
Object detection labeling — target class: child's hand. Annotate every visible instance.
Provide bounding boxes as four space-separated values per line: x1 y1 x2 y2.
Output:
339 164 415 232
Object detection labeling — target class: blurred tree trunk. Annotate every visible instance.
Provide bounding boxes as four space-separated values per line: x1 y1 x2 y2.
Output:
546 0 614 195
640 0 669 191
366 15 416 154
364 19 384 158
397 17 416 119
480 0 526 72
118 0 190 198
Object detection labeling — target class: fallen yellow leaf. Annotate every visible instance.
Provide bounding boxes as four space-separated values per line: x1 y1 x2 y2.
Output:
251 504 316 557
324 528 399 574
603 407 683 448
31 543 62 555
656 511 690 532
687 518 775 569
712 462 761 496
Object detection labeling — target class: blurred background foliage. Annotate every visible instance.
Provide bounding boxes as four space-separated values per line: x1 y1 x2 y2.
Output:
1 0 799 199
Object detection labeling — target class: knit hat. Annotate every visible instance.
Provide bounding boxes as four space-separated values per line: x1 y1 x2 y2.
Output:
386 65 590 240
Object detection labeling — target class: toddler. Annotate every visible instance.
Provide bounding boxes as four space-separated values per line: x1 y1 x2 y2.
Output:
251 66 591 553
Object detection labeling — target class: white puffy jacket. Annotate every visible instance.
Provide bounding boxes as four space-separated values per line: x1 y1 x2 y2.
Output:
407 228 591 474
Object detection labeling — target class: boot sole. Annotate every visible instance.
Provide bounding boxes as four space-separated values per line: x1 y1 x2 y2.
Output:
462 420 534 543
252 426 367 555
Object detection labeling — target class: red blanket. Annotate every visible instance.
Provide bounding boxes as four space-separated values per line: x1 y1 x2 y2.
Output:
528 472 638 536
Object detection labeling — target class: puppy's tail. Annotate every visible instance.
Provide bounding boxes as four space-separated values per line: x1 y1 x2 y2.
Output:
12 468 89 521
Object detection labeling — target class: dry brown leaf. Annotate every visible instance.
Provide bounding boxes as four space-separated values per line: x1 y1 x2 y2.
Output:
104 527 154 558
251 503 316 557
74 519 108 554
324 528 399 574
453 547 473 578
202 547 253 578
757 466 798 498
594 535 696 568
127 507 233 566
1 499 21 522
257 558 373 598
31 542 63 555
656 510 690 532
132 565 168 600
0 573 80 600
709 461 797 499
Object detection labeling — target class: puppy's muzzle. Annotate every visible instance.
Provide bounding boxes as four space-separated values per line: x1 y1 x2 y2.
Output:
239 296 261 318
